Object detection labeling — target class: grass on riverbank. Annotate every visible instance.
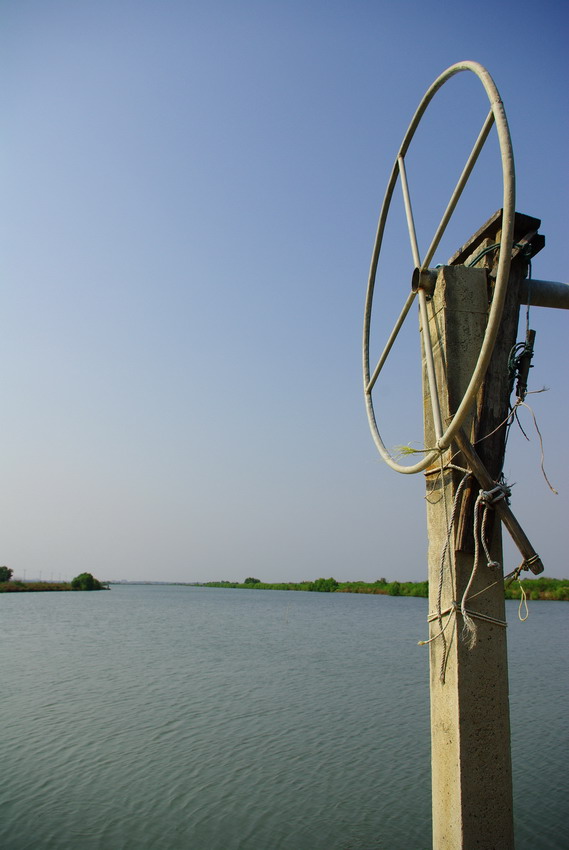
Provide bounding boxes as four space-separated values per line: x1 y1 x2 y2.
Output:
0 581 74 592
200 576 569 601
0 573 108 592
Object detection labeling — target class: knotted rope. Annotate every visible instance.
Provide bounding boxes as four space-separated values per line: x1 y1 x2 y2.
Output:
460 482 510 648
420 472 513 681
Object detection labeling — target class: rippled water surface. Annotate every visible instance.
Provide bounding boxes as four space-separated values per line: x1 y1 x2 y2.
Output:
1 586 567 849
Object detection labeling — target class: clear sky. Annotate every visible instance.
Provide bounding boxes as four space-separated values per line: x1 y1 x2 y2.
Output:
1 0 567 583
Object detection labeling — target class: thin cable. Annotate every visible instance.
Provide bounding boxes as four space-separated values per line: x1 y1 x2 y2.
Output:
517 401 559 494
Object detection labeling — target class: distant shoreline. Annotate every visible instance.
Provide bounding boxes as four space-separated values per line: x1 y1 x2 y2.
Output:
4 577 566 600
0 580 109 593
197 577 569 601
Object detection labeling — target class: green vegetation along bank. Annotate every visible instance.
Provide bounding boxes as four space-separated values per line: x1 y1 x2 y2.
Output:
200 576 569 601
0 569 108 592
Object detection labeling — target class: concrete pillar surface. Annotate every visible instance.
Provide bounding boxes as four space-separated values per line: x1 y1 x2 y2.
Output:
422 265 514 850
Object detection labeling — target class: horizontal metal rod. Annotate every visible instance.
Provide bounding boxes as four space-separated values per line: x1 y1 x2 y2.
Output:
519 278 569 309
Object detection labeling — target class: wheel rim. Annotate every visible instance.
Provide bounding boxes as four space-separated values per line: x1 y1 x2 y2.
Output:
363 61 515 474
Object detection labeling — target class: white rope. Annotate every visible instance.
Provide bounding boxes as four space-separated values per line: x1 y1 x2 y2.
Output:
421 473 515 665
518 580 529 621
426 602 507 628
434 456 452 675
460 482 511 647
432 468 471 681
460 491 484 647
480 502 500 569
419 602 507 651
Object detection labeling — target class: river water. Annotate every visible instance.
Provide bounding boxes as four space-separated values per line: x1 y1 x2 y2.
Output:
1 586 567 849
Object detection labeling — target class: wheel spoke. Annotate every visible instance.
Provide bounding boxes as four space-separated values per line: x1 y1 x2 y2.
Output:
398 156 421 269
418 288 443 441
363 62 514 474
366 289 416 394
423 108 495 269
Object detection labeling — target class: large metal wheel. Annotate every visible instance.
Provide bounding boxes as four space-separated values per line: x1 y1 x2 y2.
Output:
363 61 515 474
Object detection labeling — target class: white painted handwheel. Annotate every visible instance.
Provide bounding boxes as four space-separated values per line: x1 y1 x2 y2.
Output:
363 61 515 474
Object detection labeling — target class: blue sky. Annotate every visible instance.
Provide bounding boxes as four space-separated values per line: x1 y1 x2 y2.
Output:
1 0 567 582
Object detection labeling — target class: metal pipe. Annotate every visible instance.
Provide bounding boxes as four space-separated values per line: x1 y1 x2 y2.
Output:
412 267 438 297
418 288 444 441
423 108 495 269
398 156 421 269
519 278 569 309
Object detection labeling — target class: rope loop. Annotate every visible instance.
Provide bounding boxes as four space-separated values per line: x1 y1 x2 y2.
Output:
523 554 541 571
479 482 511 505
518 580 529 621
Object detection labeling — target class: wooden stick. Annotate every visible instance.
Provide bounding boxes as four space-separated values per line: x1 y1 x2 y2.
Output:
454 430 544 574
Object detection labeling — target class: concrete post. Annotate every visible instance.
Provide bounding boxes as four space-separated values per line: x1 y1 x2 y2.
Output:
422 264 515 849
